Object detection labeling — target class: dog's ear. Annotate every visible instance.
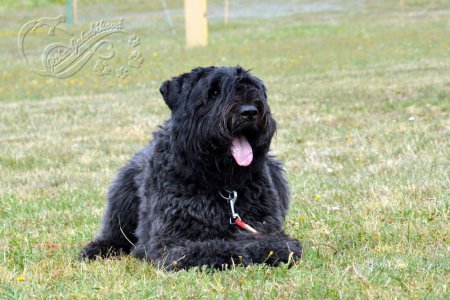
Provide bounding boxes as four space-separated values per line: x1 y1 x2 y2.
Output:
159 78 181 111
160 67 213 111
160 70 198 111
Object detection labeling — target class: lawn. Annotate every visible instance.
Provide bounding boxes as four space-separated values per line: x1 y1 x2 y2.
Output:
0 0 449 298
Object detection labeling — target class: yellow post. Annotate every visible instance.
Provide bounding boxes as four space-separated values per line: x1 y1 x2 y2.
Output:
184 0 208 47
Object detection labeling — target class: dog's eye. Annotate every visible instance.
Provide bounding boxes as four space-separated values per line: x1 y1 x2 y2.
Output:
209 88 219 99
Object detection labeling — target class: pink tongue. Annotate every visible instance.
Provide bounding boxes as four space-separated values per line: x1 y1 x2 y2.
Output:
231 136 253 167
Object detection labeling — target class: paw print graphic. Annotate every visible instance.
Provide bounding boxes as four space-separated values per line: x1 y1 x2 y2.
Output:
128 34 140 48
93 60 111 76
116 67 129 79
128 50 144 69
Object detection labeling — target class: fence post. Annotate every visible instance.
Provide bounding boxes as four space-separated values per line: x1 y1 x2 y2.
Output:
184 0 208 47
66 0 73 25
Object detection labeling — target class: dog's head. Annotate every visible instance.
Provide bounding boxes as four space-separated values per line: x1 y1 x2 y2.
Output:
160 66 276 181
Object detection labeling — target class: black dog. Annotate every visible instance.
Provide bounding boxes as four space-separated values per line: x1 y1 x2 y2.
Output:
80 66 302 269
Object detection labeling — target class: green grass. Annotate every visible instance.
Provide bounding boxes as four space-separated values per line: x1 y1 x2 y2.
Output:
1 0 449 298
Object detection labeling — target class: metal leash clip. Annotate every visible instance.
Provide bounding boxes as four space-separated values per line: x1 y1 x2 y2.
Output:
219 189 240 224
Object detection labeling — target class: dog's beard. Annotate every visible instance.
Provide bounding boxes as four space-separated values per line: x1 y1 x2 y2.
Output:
217 114 275 169
170 90 275 187
170 114 275 189
215 100 271 168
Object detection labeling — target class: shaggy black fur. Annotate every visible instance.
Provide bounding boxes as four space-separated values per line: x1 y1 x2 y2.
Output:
80 66 302 270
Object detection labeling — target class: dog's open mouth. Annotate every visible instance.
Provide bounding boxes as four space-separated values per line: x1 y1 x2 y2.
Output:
231 135 253 167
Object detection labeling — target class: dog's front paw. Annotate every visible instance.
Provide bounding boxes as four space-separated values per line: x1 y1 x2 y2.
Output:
266 238 302 267
79 240 111 261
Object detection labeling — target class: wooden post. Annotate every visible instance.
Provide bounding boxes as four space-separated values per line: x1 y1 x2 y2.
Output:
224 0 229 25
184 0 208 47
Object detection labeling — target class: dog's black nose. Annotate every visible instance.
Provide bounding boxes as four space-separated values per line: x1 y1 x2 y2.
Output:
239 105 258 119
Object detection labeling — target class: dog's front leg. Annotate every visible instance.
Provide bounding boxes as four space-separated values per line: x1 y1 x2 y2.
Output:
79 161 142 260
133 233 302 270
